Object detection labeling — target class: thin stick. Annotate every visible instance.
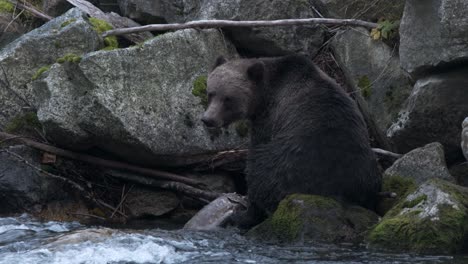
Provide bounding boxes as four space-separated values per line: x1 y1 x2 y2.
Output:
0 131 202 187
103 18 379 37
7 0 53 21
372 148 402 159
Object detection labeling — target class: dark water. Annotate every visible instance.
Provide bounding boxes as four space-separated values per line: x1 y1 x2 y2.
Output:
0 214 466 264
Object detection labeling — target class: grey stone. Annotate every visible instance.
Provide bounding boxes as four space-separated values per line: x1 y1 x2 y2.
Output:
384 142 454 185
462 117 468 161
332 27 412 131
399 0 468 77
0 8 101 129
387 67 468 163
125 188 179 217
0 145 67 213
34 29 246 167
42 0 73 17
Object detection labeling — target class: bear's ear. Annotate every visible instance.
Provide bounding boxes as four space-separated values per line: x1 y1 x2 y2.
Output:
247 62 264 82
212 56 227 70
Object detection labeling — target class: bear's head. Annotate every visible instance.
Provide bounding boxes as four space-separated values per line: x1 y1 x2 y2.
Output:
201 56 264 128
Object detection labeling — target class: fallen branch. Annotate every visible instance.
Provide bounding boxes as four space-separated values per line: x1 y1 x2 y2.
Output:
372 147 402 159
7 0 53 21
102 18 379 37
107 169 221 202
0 148 126 217
0 131 202 187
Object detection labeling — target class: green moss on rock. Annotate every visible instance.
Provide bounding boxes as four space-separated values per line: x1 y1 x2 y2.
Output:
60 18 77 28
31 65 51 80
377 175 416 215
56 53 81 64
4 112 42 134
369 180 468 254
251 194 341 241
357 75 371 99
0 0 14 13
192 75 208 108
88 17 118 50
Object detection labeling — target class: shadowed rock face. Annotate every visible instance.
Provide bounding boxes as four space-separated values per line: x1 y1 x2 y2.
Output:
387 67 468 163
399 0 468 77
33 29 247 167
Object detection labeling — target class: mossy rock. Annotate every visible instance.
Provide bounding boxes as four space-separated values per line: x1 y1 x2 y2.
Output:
88 17 118 50
4 112 42 135
377 175 416 215
60 18 77 28
0 0 13 13
357 75 371 99
248 194 378 243
56 53 81 64
31 65 51 80
368 179 468 254
192 75 208 109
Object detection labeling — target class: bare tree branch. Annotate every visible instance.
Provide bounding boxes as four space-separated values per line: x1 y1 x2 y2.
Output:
102 18 379 37
7 0 53 21
0 131 202 187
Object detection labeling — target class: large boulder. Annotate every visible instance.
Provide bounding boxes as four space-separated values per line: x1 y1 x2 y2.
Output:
368 179 468 254
399 0 468 77
0 8 101 129
118 0 325 58
332 27 412 131
33 29 246 167
387 67 468 163
248 194 379 243
384 143 454 185
462 117 468 161
0 145 68 213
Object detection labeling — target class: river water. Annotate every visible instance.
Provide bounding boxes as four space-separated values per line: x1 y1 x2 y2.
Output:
0 214 466 264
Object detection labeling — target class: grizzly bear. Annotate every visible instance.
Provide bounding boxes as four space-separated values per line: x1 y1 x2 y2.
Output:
202 54 381 228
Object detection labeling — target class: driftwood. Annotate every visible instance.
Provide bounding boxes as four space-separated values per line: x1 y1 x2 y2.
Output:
65 0 152 43
106 169 220 202
103 18 379 37
7 0 53 21
0 131 201 187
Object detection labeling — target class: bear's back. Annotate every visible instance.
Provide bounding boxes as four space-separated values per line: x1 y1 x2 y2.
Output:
247 55 381 213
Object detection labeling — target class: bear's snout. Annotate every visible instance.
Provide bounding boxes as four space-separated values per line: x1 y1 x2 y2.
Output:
201 115 217 128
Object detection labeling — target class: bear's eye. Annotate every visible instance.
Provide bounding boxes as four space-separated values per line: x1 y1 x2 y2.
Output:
224 97 232 103
207 92 216 100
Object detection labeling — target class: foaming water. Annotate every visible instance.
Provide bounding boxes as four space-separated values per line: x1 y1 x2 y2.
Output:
0 215 466 264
